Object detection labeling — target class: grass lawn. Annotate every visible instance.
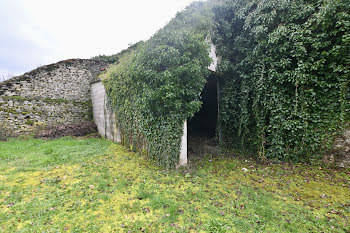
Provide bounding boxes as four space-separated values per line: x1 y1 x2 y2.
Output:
0 137 349 232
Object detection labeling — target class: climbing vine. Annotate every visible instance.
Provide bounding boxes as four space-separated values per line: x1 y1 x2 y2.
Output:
213 0 350 161
102 0 349 166
102 2 212 168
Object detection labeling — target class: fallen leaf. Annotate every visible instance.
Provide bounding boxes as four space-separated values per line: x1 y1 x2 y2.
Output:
143 208 150 213
7 203 14 208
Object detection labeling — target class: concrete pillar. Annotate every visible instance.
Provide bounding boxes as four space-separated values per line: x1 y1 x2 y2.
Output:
178 120 188 167
208 42 220 72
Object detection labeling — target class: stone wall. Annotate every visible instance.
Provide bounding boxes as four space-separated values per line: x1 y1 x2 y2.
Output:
324 129 350 168
0 59 107 137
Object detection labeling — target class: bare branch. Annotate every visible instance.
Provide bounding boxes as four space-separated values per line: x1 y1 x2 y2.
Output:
0 72 13 82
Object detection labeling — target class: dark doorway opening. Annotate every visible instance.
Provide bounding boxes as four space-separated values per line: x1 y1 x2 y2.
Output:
188 73 219 157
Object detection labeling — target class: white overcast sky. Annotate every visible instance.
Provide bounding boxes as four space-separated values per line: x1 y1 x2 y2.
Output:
0 0 198 76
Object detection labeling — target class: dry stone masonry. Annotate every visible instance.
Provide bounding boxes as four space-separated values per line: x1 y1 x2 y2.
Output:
325 129 350 168
0 59 107 137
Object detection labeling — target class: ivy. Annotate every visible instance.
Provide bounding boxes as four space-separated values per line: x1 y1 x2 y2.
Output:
102 2 212 168
213 0 350 161
102 0 349 167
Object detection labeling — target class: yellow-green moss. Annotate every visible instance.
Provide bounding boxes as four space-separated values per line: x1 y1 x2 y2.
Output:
0 138 349 232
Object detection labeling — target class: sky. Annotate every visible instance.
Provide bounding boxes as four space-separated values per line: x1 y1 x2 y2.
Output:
0 0 197 77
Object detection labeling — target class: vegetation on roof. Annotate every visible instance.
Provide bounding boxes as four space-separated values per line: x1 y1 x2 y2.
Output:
92 41 144 64
101 0 350 168
101 2 213 168
212 0 350 161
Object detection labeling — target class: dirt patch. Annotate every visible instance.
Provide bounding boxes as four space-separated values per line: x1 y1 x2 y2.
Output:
35 121 97 139
188 136 219 160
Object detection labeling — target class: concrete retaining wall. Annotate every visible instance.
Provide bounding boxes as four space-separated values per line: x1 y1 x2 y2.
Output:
90 80 188 166
90 80 121 143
